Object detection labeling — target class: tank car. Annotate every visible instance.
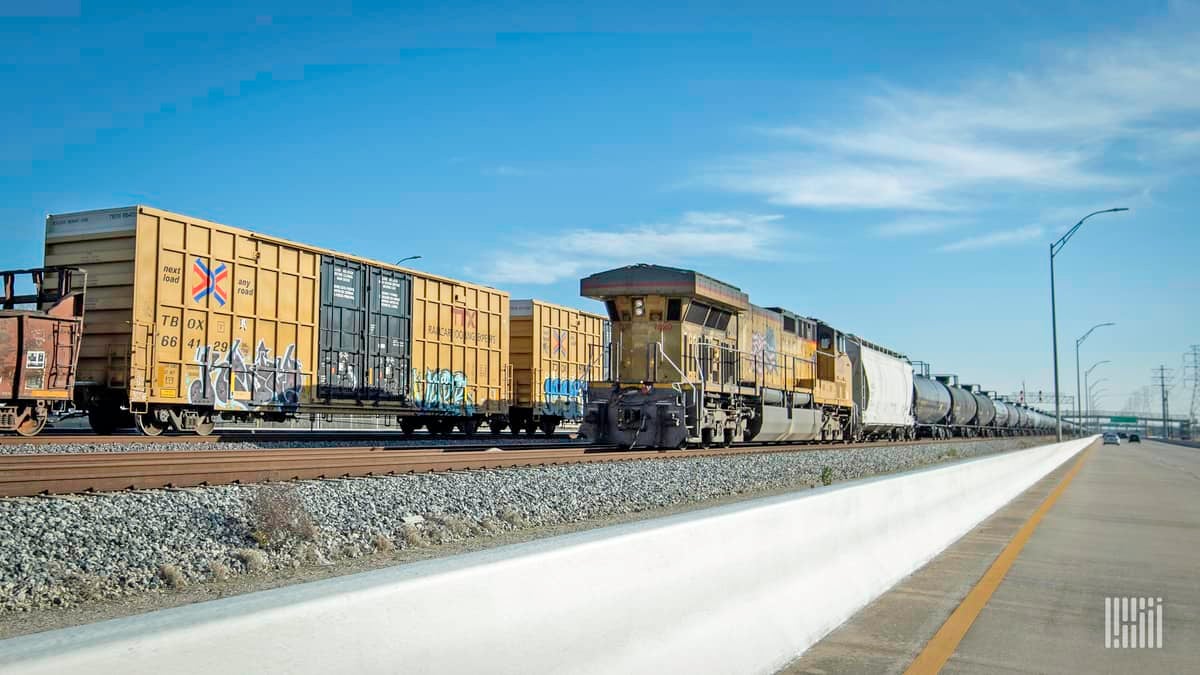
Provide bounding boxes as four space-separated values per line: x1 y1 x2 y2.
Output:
912 374 952 438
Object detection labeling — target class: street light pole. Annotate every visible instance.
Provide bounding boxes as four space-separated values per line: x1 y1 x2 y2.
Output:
1050 208 1128 441
1084 360 1111 433
1075 322 1115 431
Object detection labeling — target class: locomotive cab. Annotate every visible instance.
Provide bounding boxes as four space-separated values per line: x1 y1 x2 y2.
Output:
579 264 751 448
578 264 857 448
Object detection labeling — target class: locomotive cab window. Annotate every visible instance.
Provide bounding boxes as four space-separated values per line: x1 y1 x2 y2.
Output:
666 298 682 321
783 316 796 334
685 301 710 325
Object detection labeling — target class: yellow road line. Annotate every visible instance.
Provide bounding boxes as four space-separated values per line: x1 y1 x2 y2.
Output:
904 443 1096 675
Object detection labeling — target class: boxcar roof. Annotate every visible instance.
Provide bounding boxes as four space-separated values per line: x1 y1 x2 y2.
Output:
46 205 506 294
511 298 607 319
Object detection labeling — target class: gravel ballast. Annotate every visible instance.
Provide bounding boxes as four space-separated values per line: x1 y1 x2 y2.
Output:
0 438 1045 616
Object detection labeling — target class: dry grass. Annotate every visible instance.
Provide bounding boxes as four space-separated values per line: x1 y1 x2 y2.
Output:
498 505 527 528
400 524 428 548
208 560 231 581
478 516 504 536
372 533 395 554
158 564 187 590
247 484 318 548
427 514 475 540
64 573 106 602
232 548 268 573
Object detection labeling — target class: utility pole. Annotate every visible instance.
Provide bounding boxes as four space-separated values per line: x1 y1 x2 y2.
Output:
1152 366 1172 439
1185 345 1200 429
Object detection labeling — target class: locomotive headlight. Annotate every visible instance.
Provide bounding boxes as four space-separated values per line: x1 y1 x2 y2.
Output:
633 298 645 317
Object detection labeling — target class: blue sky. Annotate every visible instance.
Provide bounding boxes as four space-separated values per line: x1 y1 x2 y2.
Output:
3 0 1198 418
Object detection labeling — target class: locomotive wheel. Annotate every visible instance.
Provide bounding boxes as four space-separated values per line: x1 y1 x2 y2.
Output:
700 427 714 449
722 428 734 448
15 407 47 437
135 413 166 437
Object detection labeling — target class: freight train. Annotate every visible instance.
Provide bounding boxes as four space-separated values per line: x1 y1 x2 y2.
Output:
5 208 1072 445
0 206 606 437
577 264 1075 448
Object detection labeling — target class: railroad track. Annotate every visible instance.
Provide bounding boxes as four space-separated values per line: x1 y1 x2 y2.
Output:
0 428 576 446
0 436 1053 498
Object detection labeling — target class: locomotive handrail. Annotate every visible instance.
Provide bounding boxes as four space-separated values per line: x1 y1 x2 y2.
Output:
655 341 699 437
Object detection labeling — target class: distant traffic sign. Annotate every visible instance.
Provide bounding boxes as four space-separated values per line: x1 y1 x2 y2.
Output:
1109 416 1138 424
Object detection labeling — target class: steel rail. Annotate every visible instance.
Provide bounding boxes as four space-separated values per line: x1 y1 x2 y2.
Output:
0 429 578 446
0 436 1053 498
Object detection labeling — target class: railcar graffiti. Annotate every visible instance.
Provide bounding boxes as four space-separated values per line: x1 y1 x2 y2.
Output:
412 368 475 414
541 377 587 418
750 328 779 376
186 339 304 410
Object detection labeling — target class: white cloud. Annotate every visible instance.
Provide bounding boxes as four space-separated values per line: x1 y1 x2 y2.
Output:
706 16 1200 212
872 217 963 238
483 165 533 177
937 226 1044 253
477 212 789 284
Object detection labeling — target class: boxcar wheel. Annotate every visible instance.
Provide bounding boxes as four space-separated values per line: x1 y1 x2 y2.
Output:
15 406 47 437
193 414 216 436
539 418 557 436
135 413 166 437
460 419 478 437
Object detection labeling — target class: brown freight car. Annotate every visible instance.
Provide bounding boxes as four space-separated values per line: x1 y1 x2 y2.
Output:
0 267 86 435
44 206 509 435
509 299 608 435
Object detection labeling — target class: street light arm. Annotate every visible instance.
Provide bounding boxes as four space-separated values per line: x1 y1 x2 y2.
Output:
1052 208 1129 257
1086 359 1112 377
1077 321 1116 346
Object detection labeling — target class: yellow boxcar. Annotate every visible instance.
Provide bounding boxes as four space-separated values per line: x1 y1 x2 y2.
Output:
44 205 509 435
509 299 607 435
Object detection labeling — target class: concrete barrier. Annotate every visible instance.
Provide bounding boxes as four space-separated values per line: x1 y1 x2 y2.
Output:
0 437 1094 675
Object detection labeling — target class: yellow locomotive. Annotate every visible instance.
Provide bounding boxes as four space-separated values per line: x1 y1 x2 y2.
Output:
579 264 853 448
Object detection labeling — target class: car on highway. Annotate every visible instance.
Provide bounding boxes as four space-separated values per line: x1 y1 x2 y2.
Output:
1103 433 1121 446
1129 433 1141 443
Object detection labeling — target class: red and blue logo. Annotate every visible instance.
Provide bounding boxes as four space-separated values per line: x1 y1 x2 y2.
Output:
192 258 228 306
